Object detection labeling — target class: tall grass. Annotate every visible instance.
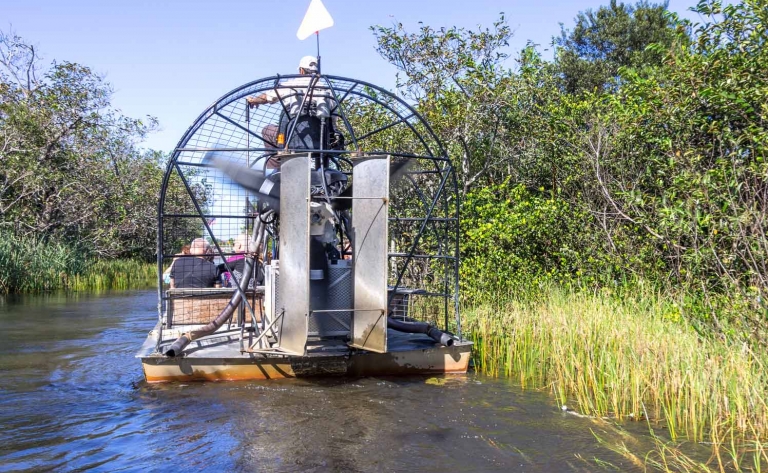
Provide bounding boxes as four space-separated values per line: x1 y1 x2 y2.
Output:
0 231 155 293
465 286 768 471
70 259 156 291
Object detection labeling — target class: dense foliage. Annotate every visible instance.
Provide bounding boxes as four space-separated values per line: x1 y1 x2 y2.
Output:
0 32 204 290
554 0 681 94
3 0 767 341
375 0 768 343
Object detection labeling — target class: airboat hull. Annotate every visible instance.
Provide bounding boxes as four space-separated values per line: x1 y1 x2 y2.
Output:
138 327 471 383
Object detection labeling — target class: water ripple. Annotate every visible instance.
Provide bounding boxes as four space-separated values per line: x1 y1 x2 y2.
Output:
0 290 652 472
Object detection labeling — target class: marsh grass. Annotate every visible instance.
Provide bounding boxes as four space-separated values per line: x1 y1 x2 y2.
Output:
0 231 155 293
70 259 156 292
465 286 768 471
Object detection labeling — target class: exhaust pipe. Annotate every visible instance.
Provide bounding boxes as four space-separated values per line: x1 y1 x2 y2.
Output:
387 317 454 347
165 219 267 357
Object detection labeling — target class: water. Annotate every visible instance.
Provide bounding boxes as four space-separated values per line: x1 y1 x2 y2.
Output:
0 290 649 472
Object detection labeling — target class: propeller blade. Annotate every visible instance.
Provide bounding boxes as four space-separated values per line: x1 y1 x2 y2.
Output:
389 158 415 183
207 153 413 214
204 151 268 194
205 151 282 213
331 159 413 211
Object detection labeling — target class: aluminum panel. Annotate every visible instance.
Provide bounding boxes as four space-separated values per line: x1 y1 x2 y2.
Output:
277 154 311 355
350 155 390 353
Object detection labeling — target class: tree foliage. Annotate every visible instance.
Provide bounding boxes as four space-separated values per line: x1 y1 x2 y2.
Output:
0 31 199 260
554 0 680 94
374 0 768 342
581 0 768 337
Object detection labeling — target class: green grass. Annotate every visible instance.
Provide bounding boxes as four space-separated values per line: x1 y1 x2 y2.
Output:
69 259 156 292
0 231 155 293
465 286 768 472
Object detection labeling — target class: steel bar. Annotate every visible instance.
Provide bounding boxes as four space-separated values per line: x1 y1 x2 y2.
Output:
162 213 256 219
321 75 359 150
310 308 383 313
388 217 457 222
356 114 412 142
388 168 451 301
174 148 451 161
248 310 284 351
214 111 274 147
271 75 292 118
387 253 456 260
329 82 354 113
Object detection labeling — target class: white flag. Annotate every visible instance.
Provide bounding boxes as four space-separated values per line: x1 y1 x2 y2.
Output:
296 0 334 40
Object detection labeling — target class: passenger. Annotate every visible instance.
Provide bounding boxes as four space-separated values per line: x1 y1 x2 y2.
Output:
169 238 219 289
223 234 264 289
163 244 190 284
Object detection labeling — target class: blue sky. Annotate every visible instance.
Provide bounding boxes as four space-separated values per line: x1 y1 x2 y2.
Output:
5 0 702 152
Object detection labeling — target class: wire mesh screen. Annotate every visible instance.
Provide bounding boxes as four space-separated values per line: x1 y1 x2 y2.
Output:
158 74 460 334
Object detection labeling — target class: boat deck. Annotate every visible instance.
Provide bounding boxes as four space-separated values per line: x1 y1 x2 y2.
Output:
137 323 472 382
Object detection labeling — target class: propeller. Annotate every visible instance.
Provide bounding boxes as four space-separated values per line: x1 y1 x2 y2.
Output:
205 151 413 213
204 151 281 212
329 158 413 211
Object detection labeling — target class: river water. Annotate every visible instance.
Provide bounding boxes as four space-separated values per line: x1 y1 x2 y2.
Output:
0 289 653 472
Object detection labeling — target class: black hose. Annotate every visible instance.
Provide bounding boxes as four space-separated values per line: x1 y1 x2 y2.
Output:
387 317 454 347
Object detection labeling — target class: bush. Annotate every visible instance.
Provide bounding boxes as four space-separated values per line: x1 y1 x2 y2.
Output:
460 181 618 301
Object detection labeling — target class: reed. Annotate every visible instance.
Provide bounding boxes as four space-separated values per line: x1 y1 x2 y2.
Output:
0 231 155 293
465 286 768 471
70 259 156 292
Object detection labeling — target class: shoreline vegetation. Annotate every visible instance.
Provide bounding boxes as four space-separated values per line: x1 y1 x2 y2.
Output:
466 286 768 472
0 232 155 294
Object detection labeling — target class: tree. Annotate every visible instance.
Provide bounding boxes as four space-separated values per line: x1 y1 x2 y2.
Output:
554 0 681 94
559 0 768 337
0 31 204 259
372 18 565 194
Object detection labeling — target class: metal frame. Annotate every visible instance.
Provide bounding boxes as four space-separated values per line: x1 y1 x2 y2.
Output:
156 74 462 351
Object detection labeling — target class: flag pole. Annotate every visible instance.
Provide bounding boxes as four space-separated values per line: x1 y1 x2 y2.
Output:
316 31 321 74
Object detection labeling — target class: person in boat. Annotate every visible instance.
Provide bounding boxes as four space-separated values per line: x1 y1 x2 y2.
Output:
246 56 342 151
162 244 190 285
223 234 264 289
246 56 321 111
169 238 219 289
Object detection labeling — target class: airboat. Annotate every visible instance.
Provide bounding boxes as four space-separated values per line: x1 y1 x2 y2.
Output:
136 66 471 382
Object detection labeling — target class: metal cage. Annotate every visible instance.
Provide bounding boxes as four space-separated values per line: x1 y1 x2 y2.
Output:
155 73 460 351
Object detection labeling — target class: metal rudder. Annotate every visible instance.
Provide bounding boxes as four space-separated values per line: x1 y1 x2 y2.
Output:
350 154 390 353
276 153 311 355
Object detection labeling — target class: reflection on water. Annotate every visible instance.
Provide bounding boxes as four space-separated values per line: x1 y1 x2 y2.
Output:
1 290 647 472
